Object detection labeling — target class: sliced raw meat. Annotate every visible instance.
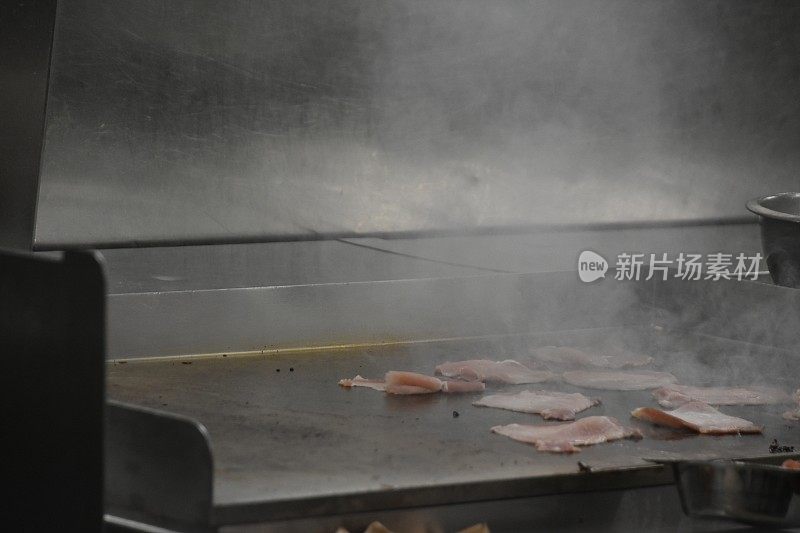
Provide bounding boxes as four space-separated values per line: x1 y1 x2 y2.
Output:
631 401 762 435
384 371 442 395
529 346 653 369
339 372 484 394
653 384 789 408
441 380 486 393
435 359 556 384
338 375 386 391
474 390 599 420
782 459 800 470
492 416 642 453
563 369 677 390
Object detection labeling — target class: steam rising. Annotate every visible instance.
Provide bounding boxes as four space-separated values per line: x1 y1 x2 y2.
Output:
37 0 800 246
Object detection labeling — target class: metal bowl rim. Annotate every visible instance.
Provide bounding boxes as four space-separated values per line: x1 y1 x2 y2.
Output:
674 459 800 477
747 192 800 223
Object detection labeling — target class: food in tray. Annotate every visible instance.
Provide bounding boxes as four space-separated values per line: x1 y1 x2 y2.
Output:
434 359 556 384
631 401 762 434
338 371 486 395
562 369 677 390
492 415 642 453
473 390 599 420
652 384 790 408
527 346 653 369
782 459 800 470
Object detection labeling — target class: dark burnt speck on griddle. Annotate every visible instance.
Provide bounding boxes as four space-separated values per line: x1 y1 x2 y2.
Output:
453 410 460 418
770 438 795 453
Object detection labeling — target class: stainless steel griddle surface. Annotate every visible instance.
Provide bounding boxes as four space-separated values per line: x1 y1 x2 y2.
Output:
106 327 799 523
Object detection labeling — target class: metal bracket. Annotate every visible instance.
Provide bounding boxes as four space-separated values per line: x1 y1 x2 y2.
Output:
105 400 215 533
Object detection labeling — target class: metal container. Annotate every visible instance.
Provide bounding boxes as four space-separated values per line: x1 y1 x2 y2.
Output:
673 459 800 528
747 192 800 287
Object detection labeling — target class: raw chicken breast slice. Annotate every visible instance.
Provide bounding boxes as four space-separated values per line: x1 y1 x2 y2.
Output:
435 359 556 384
491 416 642 453
441 380 486 393
474 390 599 420
384 371 442 394
339 372 483 394
528 346 653 369
338 375 386 391
563 370 677 390
631 401 762 434
652 384 789 408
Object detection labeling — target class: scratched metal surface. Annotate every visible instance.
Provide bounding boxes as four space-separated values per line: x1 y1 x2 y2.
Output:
34 0 800 248
107 326 800 525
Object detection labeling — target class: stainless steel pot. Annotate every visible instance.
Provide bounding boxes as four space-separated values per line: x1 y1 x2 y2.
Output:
747 192 800 288
673 459 800 528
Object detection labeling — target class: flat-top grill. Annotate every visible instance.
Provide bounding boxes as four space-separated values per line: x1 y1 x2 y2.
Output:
5 2 800 531
101 268 800 532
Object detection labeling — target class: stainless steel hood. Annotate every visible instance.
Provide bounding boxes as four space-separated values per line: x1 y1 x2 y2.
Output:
5 0 800 250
